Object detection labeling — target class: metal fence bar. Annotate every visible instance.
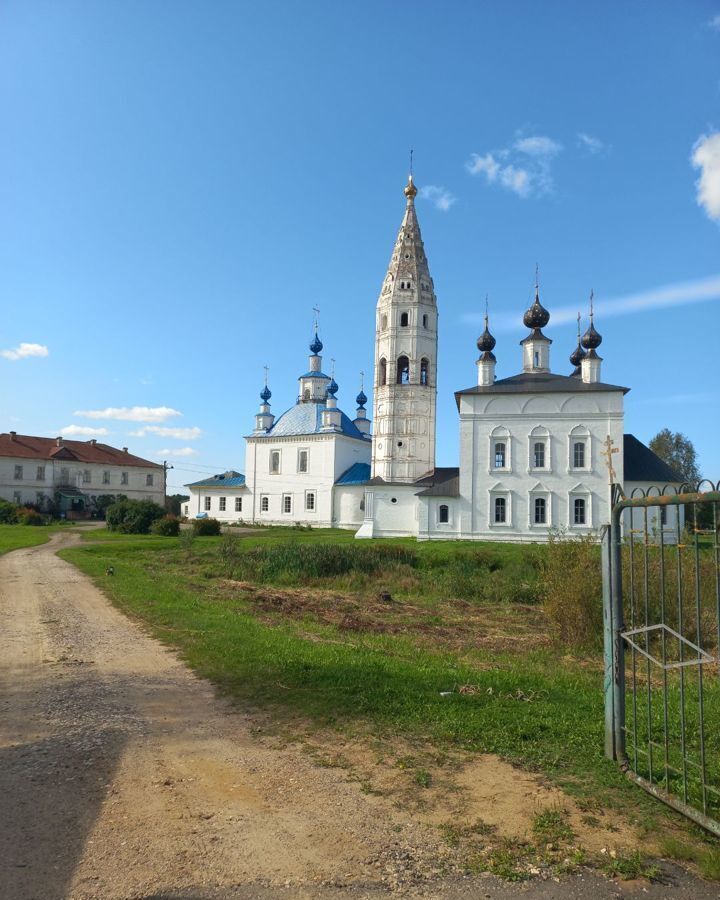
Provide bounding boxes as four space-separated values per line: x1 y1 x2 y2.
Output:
693 503 708 816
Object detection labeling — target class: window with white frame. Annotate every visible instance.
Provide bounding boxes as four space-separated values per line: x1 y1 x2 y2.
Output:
103 470 110 484
219 497 226 511
270 450 281 474
146 474 154 487
14 465 23 480
204 496 211 511
121 471 128 485
283 494 292 514
298 449 308 473
37 466 45 481
529 427 550 471
494 496 507 523
490 427 510 471
83 469 91 484
569 426 590 470
573 497 586 525
305 491 315 511
235 497 242 512
533 442 546 468
438 504 449 524
534 497 547 524
184 504 189 516
494 442 506 469
573 442 586 468
260 495 269 512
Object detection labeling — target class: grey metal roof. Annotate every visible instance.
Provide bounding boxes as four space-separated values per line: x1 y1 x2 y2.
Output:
414 467 460 497
264 401 368 440
455 371 629 407
623 434 683 483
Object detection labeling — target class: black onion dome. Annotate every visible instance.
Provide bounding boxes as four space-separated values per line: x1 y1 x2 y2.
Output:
327 378 338 396
356 389 367 408
569 342 586 368
581 320 602 350
310 332 323 354
523 290 550 330
260 385 272 403
476 324 496 353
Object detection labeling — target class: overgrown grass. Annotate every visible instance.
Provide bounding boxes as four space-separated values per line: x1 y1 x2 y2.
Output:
0 523 63 555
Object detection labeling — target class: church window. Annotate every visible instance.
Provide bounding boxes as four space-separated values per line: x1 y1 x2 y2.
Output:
400 312 409 327
494 442 506 469
204 496 211 511
235 497 242 512
219 497 226 512
420 358 429 385
574 498 586 525
438 504 449 524
298 449 308 473
533 442 546 468
381 314 387 330
270 450 281 474
396 356 410 384
303 388 310 400
573 441 586 468
379 358 387 386
534 351 540 367
534 497 547 524
494 497 506 523
423 314 428 328
14 465 23 480
305 491 315 511
260 495 269 512
283 494 292 514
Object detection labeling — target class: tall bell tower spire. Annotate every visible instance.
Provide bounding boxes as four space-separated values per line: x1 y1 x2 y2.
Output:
372 171 438 482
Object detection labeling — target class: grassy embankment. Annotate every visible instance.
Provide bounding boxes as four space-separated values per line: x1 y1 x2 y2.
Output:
0 523 65 555
60 527 720 879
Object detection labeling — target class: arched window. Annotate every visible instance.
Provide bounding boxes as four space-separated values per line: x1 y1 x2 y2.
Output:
400 312 409 327
379 358 387 386
420 358 429 385
534 497 547 524
574 497 586 525
303 388 310 400
381 314 387 330
438 504 449 524
573 441 585 468
423 314 428 328
396 356 410 384
494 497 506 523
400 281 405 289
533 442 545 468
494 442 506 469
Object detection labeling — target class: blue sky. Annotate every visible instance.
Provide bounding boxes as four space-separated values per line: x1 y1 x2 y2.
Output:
1 1 719 493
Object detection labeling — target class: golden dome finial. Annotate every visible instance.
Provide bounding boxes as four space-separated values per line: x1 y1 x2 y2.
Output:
404 173 418 200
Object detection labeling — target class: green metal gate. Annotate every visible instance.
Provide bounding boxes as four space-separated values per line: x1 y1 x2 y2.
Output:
604 483 720 834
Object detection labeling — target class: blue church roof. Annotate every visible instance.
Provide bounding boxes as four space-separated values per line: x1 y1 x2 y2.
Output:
335 462 371 485
266 401 368 440
186 471 246 488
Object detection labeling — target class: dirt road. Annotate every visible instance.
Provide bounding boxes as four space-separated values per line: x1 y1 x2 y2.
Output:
1 533 717 900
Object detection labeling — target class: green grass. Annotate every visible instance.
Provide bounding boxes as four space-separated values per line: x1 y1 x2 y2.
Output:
0 523 64 555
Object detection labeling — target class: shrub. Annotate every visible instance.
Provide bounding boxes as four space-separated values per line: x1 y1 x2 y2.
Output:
106 498 165 534
0 499 18 524
192 517 222 536
16 507 45 526
178 527 195 556
151 515 181 536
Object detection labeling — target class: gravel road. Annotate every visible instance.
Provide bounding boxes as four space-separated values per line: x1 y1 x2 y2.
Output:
1 532 718 900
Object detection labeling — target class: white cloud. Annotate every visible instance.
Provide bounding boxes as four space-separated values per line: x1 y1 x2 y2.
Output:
467 134 562 198
74 405 182 423
1 342 49 361
691 132 720 221
708 15 720 31
59 425 110 437
577 132 605 154
461 274 720 330
156 447 199 458
419 184 457 211
129 425 202 440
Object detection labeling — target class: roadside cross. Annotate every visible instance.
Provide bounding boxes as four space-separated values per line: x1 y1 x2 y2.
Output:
602 434 620 486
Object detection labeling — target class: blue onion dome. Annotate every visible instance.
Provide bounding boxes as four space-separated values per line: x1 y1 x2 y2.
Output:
476 323 496 353
581 320 602 350
356 389 367 408
260 385 271 403
309 332 323 354
523 287 550 330
327 378 338 396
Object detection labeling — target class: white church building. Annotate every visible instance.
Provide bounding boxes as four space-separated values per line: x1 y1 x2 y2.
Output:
185 174 681 540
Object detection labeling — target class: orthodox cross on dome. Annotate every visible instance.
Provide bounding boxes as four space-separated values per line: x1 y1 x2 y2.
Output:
577 311 582 339
535 262 539 290
312 305 321 331
589 289 595 320
359 370 364 390
409 148 414 177
263 365 269 386
330 357 336 378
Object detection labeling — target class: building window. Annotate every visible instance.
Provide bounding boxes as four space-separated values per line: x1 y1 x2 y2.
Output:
13 491 21 504
204 496 211 511
379 358 387 386
283 494 292 514
36 492 44 506
61 467 70 483
146 474 154 487
494 497 507 523
303 388 310 400
573 441 586 468
420 358 429 385
235 497 242 512
184 504 189 516
298 449 308 473
219 497 226 512
533 442 546 469
36 466 45 481
534 497 547 525
396 355 410 384
381 314 387 330
83 469 91 484
438 504 449 524
270 450 281 474
423 314 428 328
103 470 110 485
260 495 269 512
534 351 540 368
121 472 128 485
494 442 506 469
14 465 23 480
305 491 315 511
574 497 586 525
400 312 409 327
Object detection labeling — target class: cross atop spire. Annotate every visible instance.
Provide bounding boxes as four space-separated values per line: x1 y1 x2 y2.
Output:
589 289 595 320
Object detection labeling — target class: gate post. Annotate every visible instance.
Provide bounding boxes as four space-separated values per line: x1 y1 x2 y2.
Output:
602 525 615 759
610 505 626 762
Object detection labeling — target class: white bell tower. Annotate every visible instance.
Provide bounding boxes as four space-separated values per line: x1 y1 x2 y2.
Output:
371 175 438 482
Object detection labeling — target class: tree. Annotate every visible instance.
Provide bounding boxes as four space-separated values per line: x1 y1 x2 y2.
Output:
648 429 701 485
166 493 189 516
106 498 165 534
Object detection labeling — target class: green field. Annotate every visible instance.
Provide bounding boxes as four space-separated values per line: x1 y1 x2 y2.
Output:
0 523 64 555
59 527 720 878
